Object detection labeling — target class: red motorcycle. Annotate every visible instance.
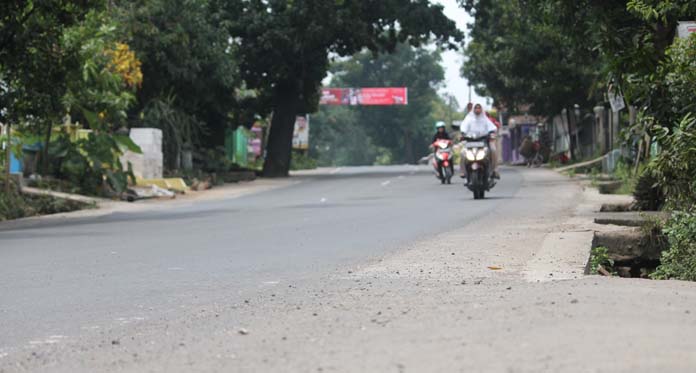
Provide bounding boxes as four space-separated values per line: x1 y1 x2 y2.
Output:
432 139 454 184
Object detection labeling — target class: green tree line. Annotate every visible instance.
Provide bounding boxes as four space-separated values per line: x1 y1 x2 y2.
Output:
1 0 464 193
309 44 460 167
460 0 696 280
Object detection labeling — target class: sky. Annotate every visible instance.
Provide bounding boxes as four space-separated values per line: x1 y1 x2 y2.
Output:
435 0 491 109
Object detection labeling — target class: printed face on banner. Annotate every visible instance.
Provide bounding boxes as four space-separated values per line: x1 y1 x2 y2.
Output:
292 116 309 150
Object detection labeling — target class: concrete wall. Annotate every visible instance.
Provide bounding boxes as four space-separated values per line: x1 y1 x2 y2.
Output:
120 128 163 180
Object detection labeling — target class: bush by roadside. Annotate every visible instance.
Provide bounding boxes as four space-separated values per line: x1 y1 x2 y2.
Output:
649 114 696 280
290 151 317 171
0 180 90 221
651 212 696 281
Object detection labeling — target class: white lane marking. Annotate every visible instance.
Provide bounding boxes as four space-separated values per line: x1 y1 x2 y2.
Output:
167 267 184 271
398 175 405 179
262 281 279 285
28 335 67 346
381 180 391 187
115 316 146 325
330 168 343 174
320 197 327 203
0 352 8 359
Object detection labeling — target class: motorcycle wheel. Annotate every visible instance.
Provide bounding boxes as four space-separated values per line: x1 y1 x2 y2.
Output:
444 167 452 184
533 154 543 168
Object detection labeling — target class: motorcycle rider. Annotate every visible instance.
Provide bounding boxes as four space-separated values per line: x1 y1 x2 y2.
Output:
460 103 500 180
432 121 451 142
432 121 453 181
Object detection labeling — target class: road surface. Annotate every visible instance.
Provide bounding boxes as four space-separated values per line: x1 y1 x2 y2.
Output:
1 166 695 372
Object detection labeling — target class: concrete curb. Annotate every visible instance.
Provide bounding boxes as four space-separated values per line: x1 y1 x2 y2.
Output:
523 178 635 282
0 178 297 231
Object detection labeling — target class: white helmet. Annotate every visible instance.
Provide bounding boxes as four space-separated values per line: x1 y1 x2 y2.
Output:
435 121 446 128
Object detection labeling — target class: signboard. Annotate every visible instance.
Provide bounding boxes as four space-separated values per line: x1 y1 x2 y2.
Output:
677 21 696 39
319 88 408 106
609 91 626 113
292 115 309 150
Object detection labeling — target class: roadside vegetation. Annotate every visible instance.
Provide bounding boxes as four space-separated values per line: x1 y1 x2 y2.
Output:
1 0 464 218
462 0 696 280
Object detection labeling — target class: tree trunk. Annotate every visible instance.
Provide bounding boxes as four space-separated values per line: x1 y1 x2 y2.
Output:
263 89 299 177
41 121 53 175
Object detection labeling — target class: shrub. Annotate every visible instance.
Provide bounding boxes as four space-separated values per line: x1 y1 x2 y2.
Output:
290 151 317 170
650 114 696 209
589 246 614 275
632 171 664 211
652 211 696 281
0 179 88 221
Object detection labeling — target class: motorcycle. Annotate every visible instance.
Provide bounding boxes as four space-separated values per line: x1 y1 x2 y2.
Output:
432 139 454 184
461 133 497 199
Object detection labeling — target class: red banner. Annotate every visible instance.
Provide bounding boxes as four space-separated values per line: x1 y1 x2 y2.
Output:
320 88 408 106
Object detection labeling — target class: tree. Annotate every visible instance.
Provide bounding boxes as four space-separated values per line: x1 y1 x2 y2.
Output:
309 106 381 166
55 10 143 195
461 0 598 115
219 0 463 177
116 0 242 169
330 44 447 164
0 0 105 173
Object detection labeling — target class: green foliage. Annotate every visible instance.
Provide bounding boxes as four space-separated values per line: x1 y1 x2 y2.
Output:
612 160 637 195
0 1 105 127
0 184 88 221
62 10 139 126
650 114 696 208
633 170 665 211
309 106 381 167
140 95 206 169
218 0 463 176
47 130 138 196
462 0 598 113
118 0 241 156
290 151 318 171
193 146 233 174
590 246 614 275
326 44 447 164
651 211 696 281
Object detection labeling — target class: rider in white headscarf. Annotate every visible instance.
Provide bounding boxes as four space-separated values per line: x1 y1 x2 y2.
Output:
460 103 500 179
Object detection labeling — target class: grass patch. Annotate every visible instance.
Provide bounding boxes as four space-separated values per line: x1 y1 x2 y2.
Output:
589 246 615 275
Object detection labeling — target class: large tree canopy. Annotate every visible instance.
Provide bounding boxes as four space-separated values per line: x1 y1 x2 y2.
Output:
461 0 696 123
116 0 242 168
219 0 464 176
461 0 598 115
330 44 446 164
0 0 104 125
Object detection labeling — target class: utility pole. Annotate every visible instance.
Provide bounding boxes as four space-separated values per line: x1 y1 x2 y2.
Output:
447 95 453 129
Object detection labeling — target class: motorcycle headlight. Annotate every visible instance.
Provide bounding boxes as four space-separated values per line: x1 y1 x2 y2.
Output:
475 148 488 160
438 142 449 149
465 149 476 161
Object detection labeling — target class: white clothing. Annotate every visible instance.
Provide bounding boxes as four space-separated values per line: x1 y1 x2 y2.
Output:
462 112 497 137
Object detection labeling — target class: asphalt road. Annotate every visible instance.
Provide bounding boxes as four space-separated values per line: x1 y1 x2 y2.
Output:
4 165 696 373
0 166 519 352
